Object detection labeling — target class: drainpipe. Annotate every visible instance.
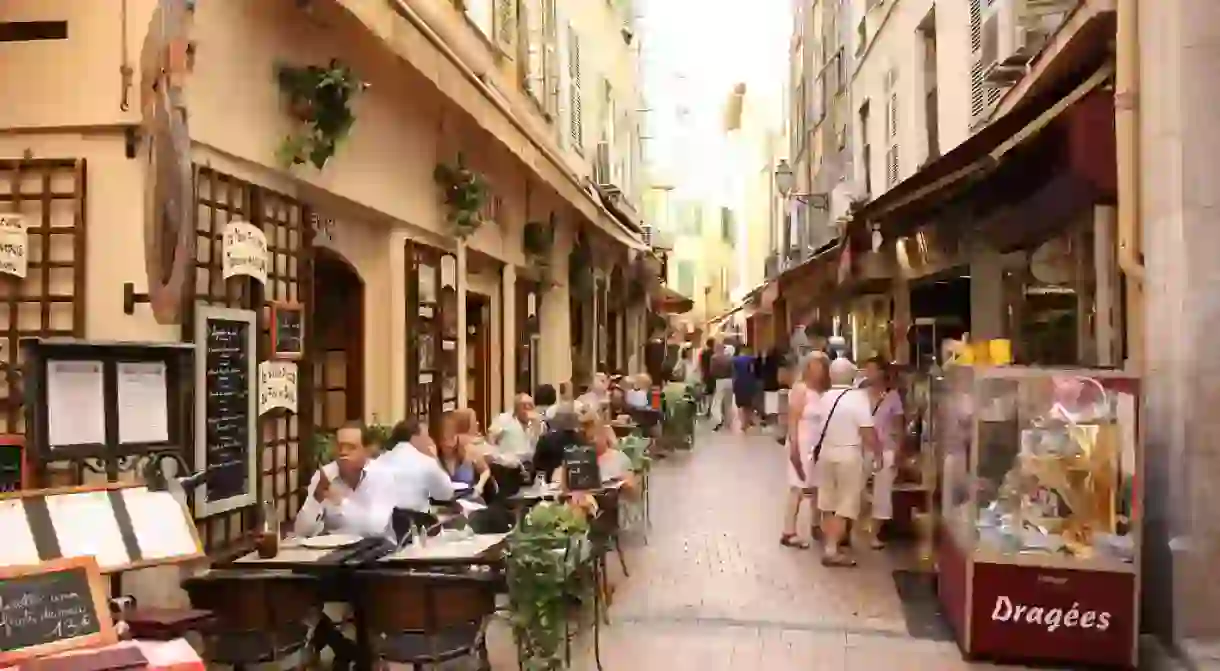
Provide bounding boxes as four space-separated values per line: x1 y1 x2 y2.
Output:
1115 0 1144 368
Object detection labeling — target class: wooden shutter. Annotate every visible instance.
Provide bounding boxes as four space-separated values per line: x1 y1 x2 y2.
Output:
521 0 543 100
568 26 583 151
543 0 560 117
494 0 516 53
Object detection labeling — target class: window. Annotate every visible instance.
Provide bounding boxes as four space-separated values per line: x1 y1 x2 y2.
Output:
494 0 516 52
567 26 583 151
463 0 494 39
676 261 696 297
885 68 898 185
678 203 704 236
720 208 735 245
859 100 872 195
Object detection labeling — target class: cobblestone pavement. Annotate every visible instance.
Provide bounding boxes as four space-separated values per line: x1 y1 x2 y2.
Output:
488 425 1060 670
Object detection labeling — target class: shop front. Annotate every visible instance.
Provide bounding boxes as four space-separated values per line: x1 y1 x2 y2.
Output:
846 63 1133 667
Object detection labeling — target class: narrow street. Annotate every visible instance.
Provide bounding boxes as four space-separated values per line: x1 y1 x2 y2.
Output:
492 425 1064 670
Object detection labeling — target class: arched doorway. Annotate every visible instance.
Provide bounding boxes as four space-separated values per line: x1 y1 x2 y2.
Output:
312 248 365 431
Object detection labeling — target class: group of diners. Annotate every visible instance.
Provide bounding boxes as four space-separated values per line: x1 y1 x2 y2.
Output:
280 383 644 668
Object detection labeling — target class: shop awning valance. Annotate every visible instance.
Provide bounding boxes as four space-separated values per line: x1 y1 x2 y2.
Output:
851 64 1113 237
651 285 693 315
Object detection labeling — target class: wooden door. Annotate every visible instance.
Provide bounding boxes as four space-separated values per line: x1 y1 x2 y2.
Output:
312 250 364 431
405 241 459 437
466 293 491 426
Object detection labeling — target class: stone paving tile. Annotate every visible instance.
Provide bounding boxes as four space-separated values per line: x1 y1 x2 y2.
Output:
488 425 1067 670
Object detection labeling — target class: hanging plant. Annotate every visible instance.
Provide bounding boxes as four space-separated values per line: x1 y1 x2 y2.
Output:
275 59 366 170
505 502 591 671
434 154 488 238
569 235 593 297
523 216 557 285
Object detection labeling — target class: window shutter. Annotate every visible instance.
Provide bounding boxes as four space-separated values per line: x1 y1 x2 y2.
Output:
494 0 517 52
568 26 583 151
543 0 560 117
887 145 899 186
522 0 544 100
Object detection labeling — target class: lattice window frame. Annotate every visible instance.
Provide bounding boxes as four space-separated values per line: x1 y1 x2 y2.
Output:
188 166 314 556
0 158 88 475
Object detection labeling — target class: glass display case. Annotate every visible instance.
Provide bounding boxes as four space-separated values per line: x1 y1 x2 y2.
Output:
933 365 1140 668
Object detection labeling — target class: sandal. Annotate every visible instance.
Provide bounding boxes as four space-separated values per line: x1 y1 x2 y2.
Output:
821 553 857 567
780 534 810 549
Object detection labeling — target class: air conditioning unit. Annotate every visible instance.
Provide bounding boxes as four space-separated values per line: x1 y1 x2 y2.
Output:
982 0 1073 88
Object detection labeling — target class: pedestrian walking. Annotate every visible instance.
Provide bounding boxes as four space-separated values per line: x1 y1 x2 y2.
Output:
814 358 881 567
781 352 830 549
863 356 904 549
698 338 716 416
732 345 760 432
709 343 735 431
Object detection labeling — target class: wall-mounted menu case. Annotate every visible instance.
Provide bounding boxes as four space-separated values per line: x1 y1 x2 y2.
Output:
193 305 257 518
934 365 1140 668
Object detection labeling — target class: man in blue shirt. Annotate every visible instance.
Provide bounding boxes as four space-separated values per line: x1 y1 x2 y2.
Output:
732 345 760 433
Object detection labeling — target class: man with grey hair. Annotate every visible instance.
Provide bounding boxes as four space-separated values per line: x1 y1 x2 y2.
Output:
487 393 537 467
814 357 881 566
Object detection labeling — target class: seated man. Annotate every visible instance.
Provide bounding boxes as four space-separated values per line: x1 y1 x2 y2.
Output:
293 421 394 671
294 421 395 540
625 374 652 408
532 407 582 484
486 394 537 468
378 418 455 513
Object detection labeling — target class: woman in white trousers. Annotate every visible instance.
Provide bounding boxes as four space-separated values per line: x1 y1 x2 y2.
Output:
710 345 736 431
863 356 904 549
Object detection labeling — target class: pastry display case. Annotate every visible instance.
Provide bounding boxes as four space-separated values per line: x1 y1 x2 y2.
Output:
934 365 1140 668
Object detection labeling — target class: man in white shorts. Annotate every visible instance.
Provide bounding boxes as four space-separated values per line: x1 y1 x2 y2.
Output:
816 358 881 567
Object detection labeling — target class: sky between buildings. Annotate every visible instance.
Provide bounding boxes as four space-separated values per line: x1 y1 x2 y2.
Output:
641 0 789 198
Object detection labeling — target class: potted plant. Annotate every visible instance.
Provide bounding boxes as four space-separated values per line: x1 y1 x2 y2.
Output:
275 59 366 169
311 429 336 465
568 237 593 298
505 502 592 671
434 154 489 238
523 216 556 284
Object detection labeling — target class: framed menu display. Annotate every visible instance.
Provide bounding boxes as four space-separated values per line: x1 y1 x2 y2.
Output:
0 557 117 665
269 301 304 360
193 305 257 518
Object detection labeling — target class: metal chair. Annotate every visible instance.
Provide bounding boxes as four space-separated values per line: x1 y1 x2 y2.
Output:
357 569 499 671
182 570 321 671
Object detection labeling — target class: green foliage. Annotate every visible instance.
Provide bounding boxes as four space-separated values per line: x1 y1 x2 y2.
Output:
275 59 364 169
434 154 489 238
522 219 555 258
311 430 336 465
505 502 591 671
568 237 593 297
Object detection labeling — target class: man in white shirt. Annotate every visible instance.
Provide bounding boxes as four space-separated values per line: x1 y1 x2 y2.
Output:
487 394 536 466
378 418 455 512
294 421 396 541
815 358 881 567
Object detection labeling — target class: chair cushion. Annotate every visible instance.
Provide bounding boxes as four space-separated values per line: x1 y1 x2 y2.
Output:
375 624 483 664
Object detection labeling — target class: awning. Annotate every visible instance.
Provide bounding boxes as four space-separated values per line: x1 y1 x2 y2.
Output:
651 285 693 315
850 64 1113 235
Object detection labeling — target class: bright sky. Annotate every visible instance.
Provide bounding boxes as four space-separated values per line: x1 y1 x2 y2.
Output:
641 0 789 197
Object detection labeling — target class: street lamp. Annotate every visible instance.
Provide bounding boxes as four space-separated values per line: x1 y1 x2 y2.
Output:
773 159 829 210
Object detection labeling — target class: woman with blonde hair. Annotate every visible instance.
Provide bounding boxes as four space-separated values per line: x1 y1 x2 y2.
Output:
436 411 492 498
780 352 831 548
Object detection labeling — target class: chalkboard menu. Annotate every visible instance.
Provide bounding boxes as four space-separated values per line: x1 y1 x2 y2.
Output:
271 302 304 359
0 557 115 665
0 442 23 493
562 443 601 492
195 306 257 517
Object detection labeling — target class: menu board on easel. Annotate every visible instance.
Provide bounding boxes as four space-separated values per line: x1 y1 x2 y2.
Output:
193 305 257 518
0 557 116 665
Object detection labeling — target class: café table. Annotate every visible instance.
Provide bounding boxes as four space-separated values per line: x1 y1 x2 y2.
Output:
378 532 509 567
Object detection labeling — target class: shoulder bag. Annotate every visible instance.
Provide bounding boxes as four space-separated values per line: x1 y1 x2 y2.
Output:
812 389 848 464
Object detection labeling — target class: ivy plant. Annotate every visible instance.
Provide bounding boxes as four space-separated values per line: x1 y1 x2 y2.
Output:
434 154 489 238
275 59 365 169
523 217 556 284
505 502 591 671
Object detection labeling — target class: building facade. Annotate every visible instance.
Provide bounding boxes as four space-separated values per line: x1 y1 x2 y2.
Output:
0 0 652 596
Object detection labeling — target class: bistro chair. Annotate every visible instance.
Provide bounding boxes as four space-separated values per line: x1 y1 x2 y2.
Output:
182 570 321 671
391 508 441 544
357 569 499 671
591 487 630 598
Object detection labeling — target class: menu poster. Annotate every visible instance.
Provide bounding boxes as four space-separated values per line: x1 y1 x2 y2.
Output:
562 443 601 492
258 361 298 415
220 220 268 284
0 213 29 280
45 360 106 449
270 302 304 360
194 305 257 517
0 557 116 665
